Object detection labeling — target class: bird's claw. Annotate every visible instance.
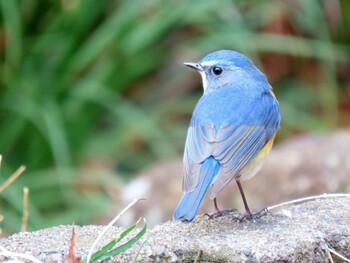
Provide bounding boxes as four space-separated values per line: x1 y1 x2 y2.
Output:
203 207 269 222
250 207 269 219
204 207 269 222
203 209 238 220
237 207 269 222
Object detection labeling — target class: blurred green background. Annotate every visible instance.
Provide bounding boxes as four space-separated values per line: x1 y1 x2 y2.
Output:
0 0 349 233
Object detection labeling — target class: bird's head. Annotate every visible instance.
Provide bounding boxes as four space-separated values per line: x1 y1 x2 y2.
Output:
184 50 268 94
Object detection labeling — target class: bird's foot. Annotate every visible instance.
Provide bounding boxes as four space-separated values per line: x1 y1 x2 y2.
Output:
233 207 269 222
204 208 238 220
251 207 269 219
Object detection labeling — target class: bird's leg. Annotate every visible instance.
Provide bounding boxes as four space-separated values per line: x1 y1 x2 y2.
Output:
204 198 222 219
214 197 220 213
236 179 268 220
236 179 252 220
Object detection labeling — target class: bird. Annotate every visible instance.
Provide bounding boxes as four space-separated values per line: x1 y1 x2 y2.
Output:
173 50 281 223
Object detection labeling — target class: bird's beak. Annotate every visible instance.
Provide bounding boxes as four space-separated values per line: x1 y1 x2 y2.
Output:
184 62 203 71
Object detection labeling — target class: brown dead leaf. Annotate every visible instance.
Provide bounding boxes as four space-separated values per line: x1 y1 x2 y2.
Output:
67 224 82 263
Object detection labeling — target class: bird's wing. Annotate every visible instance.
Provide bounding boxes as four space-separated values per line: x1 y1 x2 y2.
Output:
182 124 266 193
209 124 267 197
209 93 280 197
182 124 215 192
182 92 280 194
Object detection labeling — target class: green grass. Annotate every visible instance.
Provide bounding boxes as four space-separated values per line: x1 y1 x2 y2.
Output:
0 0 349 233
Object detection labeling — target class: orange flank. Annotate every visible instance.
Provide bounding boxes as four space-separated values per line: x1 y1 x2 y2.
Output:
238 132 277 181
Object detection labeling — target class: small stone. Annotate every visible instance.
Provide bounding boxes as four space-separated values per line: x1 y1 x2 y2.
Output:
168 251 178 262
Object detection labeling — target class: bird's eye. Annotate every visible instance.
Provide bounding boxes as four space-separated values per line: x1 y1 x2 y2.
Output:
212 67 223 75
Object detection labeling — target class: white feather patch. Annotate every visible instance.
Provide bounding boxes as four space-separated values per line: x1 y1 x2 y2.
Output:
199 71 208 91
200 60 219 67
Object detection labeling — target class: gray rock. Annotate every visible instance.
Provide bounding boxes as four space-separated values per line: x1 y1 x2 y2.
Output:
1 197 349 262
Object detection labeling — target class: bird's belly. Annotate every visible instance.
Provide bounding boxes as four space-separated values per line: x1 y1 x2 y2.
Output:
238 133 276 181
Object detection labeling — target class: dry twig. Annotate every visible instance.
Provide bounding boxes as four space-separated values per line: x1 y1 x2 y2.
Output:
327 247 350 263
21 187 29 232
0 166 26 193
268 193 350 211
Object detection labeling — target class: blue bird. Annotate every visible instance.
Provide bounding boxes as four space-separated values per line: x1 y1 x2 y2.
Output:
173 50 280 222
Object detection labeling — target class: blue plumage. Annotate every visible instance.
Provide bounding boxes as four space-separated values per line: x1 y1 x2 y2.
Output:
174 50 280 222
173 156 220 222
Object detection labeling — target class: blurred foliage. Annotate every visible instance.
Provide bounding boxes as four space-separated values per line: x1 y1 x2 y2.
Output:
0 0 349 233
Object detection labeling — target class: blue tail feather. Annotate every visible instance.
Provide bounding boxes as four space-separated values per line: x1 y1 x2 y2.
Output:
173 157 220 222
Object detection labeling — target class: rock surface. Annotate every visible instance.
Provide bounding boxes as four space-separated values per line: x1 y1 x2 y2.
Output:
1 196 350 262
